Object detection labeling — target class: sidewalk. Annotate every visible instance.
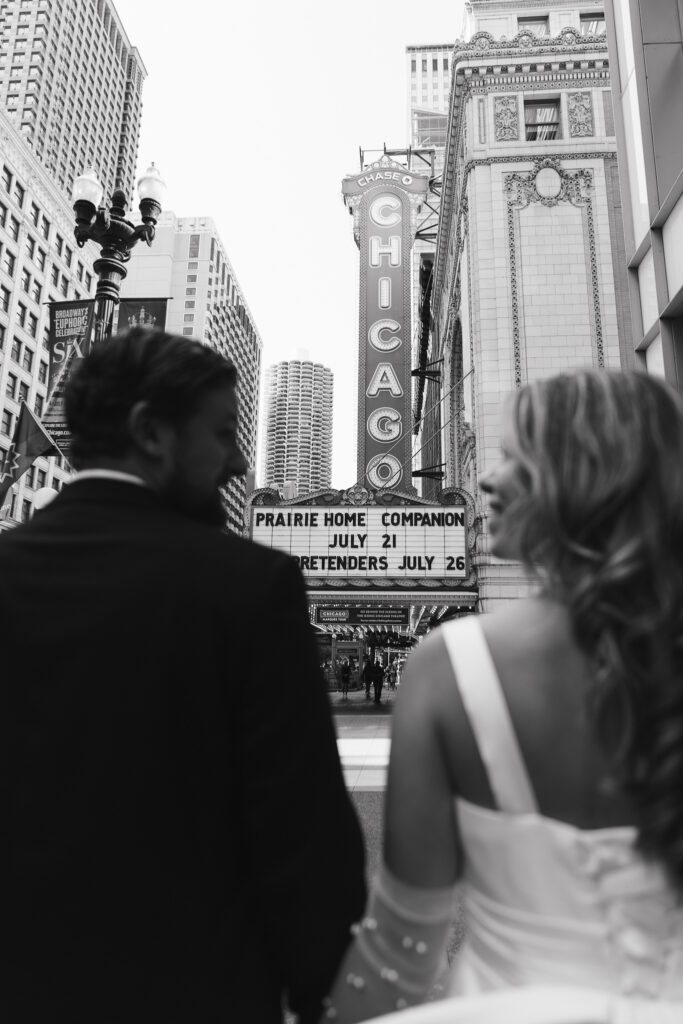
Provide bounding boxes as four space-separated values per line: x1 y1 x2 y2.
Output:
330 687 396 792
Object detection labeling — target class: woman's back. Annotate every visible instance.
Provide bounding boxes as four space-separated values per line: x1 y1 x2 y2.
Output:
437 608 683 1000
441 598 634 828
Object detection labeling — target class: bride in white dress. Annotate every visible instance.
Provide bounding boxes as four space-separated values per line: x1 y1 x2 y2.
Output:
323 371 683 1024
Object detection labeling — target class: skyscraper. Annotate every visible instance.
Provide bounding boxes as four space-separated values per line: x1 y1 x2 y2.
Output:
260 360 333 497
0 107 97 528
0 0 146 201
121 212 263 534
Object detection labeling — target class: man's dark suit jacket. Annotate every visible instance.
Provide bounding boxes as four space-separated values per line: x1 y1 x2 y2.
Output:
1 479 366 1023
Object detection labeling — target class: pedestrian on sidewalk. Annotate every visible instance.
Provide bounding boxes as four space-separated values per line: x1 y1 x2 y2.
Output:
362 654 372 699
373 658 385 704
1 328 366 1024
340 658 350 700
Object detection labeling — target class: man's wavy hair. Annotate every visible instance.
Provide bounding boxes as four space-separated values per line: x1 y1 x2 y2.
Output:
65 327 237 466
504 369 683 891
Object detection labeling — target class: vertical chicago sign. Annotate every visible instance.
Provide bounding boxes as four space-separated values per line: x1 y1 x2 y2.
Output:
342 157 429 491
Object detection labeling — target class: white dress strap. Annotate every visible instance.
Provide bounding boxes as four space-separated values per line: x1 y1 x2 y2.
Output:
440 616 538 814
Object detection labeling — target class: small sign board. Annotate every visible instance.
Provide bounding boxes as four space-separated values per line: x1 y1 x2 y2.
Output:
316 607 410 625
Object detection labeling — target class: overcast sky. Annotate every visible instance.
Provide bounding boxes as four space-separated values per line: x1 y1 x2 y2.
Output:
112 0 467 487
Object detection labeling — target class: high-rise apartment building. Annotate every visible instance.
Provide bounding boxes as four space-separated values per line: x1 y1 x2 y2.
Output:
260 360 333 497
121 212 263 534
0 108 97 528
0 0 146 201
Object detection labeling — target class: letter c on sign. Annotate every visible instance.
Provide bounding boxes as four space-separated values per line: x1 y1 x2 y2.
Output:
369 193 401 227
368 319 401 352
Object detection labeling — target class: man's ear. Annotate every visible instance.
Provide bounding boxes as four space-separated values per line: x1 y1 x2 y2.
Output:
127 401 172 458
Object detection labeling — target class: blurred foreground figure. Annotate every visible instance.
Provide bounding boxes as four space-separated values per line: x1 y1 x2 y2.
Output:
326 370 683 1023
1 328 365 1023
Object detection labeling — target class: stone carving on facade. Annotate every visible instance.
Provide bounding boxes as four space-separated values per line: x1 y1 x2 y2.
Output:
504 159 604 381
494 96 519 141
568 91 594 137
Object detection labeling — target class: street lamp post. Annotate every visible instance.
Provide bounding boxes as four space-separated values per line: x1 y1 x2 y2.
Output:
71 164 166 345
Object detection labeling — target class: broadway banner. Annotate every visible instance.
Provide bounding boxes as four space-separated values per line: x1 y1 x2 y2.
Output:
115 298 168 333
0 401 59 511
43 299 95 457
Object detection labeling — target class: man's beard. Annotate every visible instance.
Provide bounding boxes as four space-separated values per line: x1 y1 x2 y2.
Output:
159 477 228 527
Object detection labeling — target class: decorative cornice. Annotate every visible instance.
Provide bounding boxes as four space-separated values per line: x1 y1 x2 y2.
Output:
434 25 611 300
453 28 608 64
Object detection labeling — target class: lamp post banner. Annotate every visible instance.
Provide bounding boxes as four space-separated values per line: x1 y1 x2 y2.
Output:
43 299 95 457
115 298 168 333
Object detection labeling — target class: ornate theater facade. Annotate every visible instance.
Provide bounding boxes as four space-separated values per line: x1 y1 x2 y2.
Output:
426 1 633 609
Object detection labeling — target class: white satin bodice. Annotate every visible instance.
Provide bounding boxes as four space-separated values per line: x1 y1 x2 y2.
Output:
440 617 683 1004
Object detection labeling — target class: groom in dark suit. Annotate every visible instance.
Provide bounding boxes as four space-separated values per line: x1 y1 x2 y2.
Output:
1 328 366 1023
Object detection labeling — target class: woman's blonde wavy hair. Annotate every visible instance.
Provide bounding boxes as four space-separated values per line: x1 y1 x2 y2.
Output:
505 369 683 891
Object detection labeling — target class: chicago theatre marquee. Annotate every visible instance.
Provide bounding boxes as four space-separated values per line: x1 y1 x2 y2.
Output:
247 156 478 648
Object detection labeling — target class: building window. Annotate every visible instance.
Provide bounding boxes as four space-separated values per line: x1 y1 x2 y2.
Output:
60 275 68 297
11 337 21 361
25 235 35 260
188 262 198 270
1 166 12 193
184 300 195 308
580 13 605 35
411 59 416 72
18 380 29 403
55 233 63 256
188 234 200 259
182 327 193 336
27 312 38 338
0 202 6 228
183 314 194 322
38 359 48 384
85 271 92 290
76 261 84 281
21 499 31 522
26 465 36 489
2 410 13 435
34 393 44 416
21 268 30 292
185 288 196 295
37 468 46 489
13 181 25 207
50 265 59 286
0 285 10 312
0 323 5 349
64 245 72 267
40 214 50 240
8 215 19 241
36 247 46 271
518 16 550 36
187 274 197 282
2 249 16 277
525 99 560 140
31 280 42 303
17 303 27 328
30 201 40 226
22 347 34 372
443 58 449 71
6 372 17 399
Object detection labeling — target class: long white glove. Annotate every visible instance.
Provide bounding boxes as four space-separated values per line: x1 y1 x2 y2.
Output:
321 862 458 1023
